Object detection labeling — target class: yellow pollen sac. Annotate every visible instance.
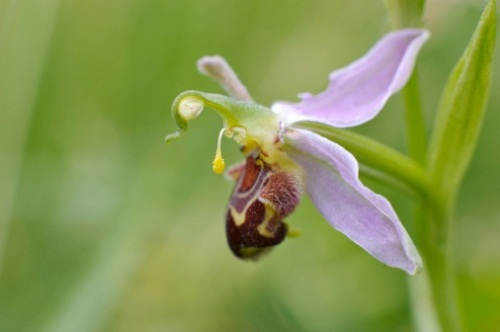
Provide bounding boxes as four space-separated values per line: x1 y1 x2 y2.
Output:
212 128 227 174
212 153 225 174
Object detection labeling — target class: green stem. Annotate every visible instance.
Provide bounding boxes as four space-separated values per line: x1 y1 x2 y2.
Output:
297 122 433 199
406 190 462 332
416 205 463 332
384 0 425 29
403 51 463 332
399 47 461 331
407 264 442 332
403 72 427 165
403 59 462 332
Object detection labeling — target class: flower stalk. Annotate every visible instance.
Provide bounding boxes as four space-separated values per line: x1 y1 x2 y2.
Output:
402 71 427 165
384 0 425 29
297 122 432 199
391 1 496 331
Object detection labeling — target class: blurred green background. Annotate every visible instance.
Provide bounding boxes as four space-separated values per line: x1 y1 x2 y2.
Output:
1 1 499 331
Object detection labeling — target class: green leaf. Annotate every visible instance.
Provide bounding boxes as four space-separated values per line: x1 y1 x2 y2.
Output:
428 0 496 209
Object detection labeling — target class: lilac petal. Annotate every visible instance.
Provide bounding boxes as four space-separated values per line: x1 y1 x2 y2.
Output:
284 128 422 274
272 29 429 128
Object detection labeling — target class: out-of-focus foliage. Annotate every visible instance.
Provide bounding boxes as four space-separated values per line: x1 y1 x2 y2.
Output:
0 1 499 331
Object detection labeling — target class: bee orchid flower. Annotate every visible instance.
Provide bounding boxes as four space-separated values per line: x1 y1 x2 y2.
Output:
166 29 429 275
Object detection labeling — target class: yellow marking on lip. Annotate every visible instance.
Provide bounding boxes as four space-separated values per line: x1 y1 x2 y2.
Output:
229 174 264 226
257 205 277 238
229 206 247 227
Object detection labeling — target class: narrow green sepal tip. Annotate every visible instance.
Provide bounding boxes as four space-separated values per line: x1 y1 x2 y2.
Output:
165 130 183 144
165 91 203 144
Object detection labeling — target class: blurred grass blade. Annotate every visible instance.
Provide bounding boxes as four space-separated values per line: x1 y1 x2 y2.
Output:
0 0 60 275
40 227 144 332
428 0 496 208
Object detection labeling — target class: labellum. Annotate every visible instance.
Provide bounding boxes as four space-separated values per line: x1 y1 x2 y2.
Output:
225 150 302 260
